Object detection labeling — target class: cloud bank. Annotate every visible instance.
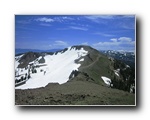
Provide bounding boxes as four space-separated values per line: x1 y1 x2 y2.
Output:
92 37 135 51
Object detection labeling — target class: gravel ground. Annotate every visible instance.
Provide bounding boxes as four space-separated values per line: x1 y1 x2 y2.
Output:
15 80 135 105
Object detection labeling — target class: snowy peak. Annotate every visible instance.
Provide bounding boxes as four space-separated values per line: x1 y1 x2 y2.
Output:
100 50 135 68
15 45 135 93
15 46 88 89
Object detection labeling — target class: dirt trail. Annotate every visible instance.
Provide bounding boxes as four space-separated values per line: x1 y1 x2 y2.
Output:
80 55 100 70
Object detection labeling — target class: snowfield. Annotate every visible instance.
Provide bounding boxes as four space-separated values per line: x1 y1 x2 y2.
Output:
114 72 119 76
79 58 84 62
114 70 119 77
15 54 24 69
15 47 88 89
101 76 111 86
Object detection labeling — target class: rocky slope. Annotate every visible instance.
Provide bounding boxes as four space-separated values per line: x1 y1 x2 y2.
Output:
15 45 135 105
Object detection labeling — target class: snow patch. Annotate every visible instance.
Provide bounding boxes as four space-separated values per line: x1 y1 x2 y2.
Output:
15 47 88 89
15 54 24 69
114 72 119 76
114 69 120 77
101 76 111 86
126 65 130 68
15 61 20 69
79 58 84 62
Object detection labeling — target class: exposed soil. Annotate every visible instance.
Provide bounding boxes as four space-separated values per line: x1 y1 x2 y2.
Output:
15 80 135 105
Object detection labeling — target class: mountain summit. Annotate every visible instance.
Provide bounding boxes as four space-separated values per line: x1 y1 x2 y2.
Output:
15 46 88 89
15 45 135 105
15 45 135 91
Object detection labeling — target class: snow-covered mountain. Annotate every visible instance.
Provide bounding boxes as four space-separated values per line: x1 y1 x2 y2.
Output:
15 45 135 93
15 46 88 89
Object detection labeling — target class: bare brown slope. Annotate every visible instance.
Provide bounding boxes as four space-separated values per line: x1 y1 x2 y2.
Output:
15 80 135 105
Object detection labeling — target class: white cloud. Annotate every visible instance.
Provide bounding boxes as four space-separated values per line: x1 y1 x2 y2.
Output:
85 15 114 20
92 37 135 51
69 26 88 31
53 16 75 23
62 17 74 20
46 40 69 49
57 24 89 31
84 15 115 24
110 38 117 42
93 32 115 37
36 17 54 22
85 15 134 21
93 41 119 47
36 16 75 23
118 37 132 42
54 40 68 46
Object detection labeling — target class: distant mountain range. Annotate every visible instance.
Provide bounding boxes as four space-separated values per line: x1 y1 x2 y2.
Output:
15 48 62 55
100 50 135 68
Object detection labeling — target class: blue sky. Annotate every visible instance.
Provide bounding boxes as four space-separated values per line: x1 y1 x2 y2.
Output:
15 15 135 51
